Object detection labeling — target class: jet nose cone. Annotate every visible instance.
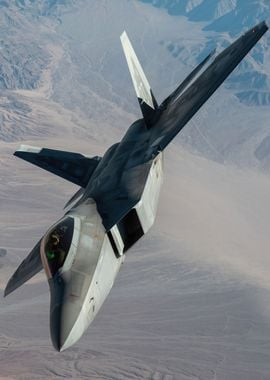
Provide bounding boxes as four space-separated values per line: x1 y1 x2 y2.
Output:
50 302 86 352
50 304 63 352
50 301 81 352
49 275 87 352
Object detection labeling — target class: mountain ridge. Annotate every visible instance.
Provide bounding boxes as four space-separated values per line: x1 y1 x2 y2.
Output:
0 0 269 169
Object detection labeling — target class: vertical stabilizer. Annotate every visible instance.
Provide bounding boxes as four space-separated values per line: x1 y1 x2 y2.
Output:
120 31 157 127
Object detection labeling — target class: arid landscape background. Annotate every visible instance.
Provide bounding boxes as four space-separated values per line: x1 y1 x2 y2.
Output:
1 1 270 379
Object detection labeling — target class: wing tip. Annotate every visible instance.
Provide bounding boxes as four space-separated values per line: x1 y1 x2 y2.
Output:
248 20 268 36
4 282 12 297
258 20 268 30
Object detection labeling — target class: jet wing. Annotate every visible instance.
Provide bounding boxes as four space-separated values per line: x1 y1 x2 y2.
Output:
160 48 216 110
4 240 43 297
150 21 268 152
14 145 102 187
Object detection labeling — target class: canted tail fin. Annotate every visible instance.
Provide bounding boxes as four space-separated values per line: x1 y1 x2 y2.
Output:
120 31 158 127
120 31 214 128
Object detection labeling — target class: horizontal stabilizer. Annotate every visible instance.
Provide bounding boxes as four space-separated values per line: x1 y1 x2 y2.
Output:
160 49 216 110
15 146 102 188
150 21 268 153
121 31 158 127
4 240 43 297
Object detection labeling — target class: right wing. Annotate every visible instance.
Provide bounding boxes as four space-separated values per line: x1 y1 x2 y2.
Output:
14 145 102 188
150 21 268 152
4 240 43 297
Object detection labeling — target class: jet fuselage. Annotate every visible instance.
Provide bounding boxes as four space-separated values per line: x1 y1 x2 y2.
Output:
4 21 268 352
44 127 164 350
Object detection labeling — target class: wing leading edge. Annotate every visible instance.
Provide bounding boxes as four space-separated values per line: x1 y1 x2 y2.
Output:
149 21 268 152
4 240 42 297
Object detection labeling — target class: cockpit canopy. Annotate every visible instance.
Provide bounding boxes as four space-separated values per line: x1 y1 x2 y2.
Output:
41 217 74 278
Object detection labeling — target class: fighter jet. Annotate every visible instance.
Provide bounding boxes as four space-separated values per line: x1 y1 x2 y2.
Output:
4 22 268 351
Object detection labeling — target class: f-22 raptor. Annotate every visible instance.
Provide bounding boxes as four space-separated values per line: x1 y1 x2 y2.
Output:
4 22 268 351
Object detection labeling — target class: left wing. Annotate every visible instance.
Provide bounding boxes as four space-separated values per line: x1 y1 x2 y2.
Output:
160 48 216 110
149 21 268 152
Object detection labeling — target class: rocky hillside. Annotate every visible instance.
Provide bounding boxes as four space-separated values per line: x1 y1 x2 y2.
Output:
0 0 86 142
0 0 74 91
0 0 269 167
0 0 73 16
140 0 268 28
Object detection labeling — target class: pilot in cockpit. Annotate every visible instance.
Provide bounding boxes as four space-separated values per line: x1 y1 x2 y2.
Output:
42 217 74 276
46 227 66 264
